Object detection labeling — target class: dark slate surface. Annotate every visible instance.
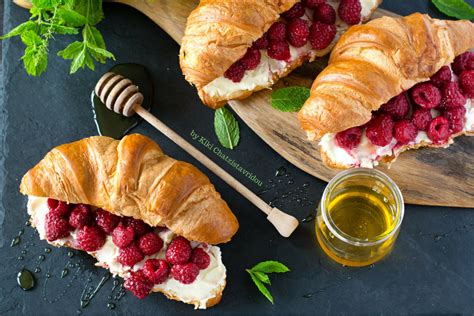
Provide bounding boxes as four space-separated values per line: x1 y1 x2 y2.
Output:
1 1 474 315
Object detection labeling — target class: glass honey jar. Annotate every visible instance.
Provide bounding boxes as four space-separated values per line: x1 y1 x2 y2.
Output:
316 168 404 267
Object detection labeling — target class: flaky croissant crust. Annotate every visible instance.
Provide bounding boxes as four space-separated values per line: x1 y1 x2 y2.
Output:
179 0 298 101
20 134 239 244
298 13 474 139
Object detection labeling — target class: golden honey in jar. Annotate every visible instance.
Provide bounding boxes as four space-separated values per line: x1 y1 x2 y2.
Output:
316 168 404 267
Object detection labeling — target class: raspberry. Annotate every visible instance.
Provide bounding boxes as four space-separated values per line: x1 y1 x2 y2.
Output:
124 270 153 299
253 33 269 50
282 3 305 19
427 116 450 143
191 248 211 270
267 40 291 61
411 108 432 131
338 0 362 25
314 3 336 24
165 236 192 265
286 18 310 47
309 22 336 50
430 66 452 88
117 243 144 266
122 218 151 237
143 259 169 284
112 225 135 248
410 83 441 109
365 114 395 147
459 70 474 98
170 263 200 285
224 62 245 83
380 94 409 119
441 82 467 109
76 226 105 252
443 106 467 134
452 52 474 75
47 198 59 212
335 127 362 150
68 204 92 229
240 48 261 71
268 22 287 41
45 212 73 241
303 0 325 9
138 232 163 256
394 119 417 145
94 209 120 234
53 201 72 217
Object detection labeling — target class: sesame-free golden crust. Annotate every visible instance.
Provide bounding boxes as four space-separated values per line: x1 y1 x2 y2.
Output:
179 0 298 101
20 134 239 244
298 13 474 140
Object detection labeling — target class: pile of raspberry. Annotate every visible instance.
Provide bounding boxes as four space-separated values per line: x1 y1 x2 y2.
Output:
44 199 211 299
336 52 474 151
224 0 363 82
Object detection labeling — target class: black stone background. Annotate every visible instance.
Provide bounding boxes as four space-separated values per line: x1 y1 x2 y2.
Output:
1 1 474 314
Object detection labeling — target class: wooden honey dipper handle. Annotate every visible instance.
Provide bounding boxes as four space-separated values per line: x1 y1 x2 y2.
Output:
95 72 299 237
135 105 299 237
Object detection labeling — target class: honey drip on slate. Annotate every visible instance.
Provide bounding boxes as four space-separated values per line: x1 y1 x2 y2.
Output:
17 269 35 291
92 63 153 139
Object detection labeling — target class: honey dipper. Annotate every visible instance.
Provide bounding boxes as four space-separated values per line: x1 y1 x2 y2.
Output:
95 72 299 237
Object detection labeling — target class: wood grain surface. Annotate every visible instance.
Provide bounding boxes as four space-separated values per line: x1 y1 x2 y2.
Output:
15 0 473 207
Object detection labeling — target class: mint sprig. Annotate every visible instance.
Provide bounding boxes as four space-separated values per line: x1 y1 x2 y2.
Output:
246 260 290 304
214 106 240 150
271 86 310 112
1 0 115 76
432 0 474 20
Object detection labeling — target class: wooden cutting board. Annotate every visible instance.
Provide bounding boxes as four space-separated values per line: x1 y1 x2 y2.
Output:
14 0 474 207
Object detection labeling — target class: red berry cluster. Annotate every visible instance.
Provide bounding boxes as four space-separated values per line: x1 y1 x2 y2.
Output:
335 52 473 151
224 0 362 82
125 236 211 299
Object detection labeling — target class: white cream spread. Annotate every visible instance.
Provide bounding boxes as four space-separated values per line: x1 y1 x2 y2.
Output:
202 0 378 99
27 196 226 309
319 67 474 168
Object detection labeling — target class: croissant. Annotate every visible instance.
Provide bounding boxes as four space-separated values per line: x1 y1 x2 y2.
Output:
20 134 239 308
180 0 381 109
297 13 474 169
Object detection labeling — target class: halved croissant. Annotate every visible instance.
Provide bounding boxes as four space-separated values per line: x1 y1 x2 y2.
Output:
298 13 474 168
20 134 239 244
180 0 381 109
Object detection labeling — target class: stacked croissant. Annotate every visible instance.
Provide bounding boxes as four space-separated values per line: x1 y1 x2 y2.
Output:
180 1 474 169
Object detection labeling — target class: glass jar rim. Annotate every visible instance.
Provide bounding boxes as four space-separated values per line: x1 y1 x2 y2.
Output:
320 168 404 247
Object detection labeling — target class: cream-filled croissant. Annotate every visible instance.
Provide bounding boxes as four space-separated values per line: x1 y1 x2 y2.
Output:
20 134 239 309
180 0 382 109
298 13 474 169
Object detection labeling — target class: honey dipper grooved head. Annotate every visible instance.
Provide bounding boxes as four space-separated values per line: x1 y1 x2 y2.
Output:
95 72 144 117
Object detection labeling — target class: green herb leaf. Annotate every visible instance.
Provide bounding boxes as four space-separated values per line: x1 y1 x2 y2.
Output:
0 21 36 39
432 0 474 20
271 86 310 112
52 24 79 35
247 270 274 304
56 8 86 26
253 271 271 285
251 260 290 274
22 42 48 76
214 107 240 150
75 0 104 25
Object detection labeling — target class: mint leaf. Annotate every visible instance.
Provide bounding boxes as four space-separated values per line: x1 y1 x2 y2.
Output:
247 270 274 304
75 0 104 25
214 107 240 149
253 271 271 285
271 86 310 112
22 42 48 76
432 0 474 20
57 41 83 59
251 260 290 274
0 21 36 39
57 8 86 26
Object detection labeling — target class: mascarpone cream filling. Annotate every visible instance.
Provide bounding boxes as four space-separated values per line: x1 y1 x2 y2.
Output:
27 196 226 309
202 0 378 99
320 93 474 168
